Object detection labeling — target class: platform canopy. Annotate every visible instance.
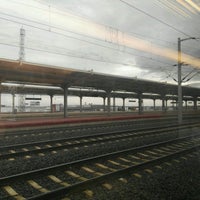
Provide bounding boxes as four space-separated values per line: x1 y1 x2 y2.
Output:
0 59 200 98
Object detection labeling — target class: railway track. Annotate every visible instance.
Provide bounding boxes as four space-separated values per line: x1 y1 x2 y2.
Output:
0 122 199 161
0 135 199 200
0 115 199 144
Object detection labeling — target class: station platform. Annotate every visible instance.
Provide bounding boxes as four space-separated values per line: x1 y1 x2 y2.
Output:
0 112 162 130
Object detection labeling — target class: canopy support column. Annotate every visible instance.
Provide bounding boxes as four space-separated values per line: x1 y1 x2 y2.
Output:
122 98 125 111
12 93 15 114
193 97 197 111
113 97 116 111
63 86 69 118
0 92 1 113
80 95 83 112
161 96 166 112
153 99 156 111
50 94 54 113
185 100 188 110
103 97 106 112
107 91 111 116
138 93 143 115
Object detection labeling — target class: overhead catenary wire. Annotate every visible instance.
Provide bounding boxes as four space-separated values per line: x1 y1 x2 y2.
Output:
155 0 191 18
0 16 172 66
0 41 167 70
1 1 199 53
0 10 181 52
32 0 200 45
4 0 193 48
119 0 193 37
1 0 199 73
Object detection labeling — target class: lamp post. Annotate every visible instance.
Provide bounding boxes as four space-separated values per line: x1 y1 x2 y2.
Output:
177 37 196 124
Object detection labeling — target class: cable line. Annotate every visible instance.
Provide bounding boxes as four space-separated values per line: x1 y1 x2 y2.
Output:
0 16 171 66
119 0 192 37
0 41 167 69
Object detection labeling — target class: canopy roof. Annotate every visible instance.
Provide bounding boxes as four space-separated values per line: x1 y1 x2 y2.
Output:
0 59 199 98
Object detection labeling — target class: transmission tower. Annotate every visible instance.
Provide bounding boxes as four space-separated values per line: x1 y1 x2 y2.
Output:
18 28 26 112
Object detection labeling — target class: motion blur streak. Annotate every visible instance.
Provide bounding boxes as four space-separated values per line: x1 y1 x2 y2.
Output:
185 0 200 12
47 7 200 69
176 0 197 14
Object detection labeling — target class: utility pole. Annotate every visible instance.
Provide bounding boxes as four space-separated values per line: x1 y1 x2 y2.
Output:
177 37 196 125
177 38 182 125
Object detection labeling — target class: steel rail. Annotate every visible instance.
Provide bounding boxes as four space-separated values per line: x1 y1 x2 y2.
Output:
28 144 200 200
0 123 199 159
0 114 199 138
0 134 199 185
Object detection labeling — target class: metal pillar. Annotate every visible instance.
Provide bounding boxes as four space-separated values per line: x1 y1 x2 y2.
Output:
103 97 106 112
0 82 1 113
138 94 143 115
80 96 83 112
161 97 165 112
12 93 15 114
193 98 197 111
107 91 111 116
185 100 188 110
63 87 68 118
113 97 116 111
177 37 196 124
0 92 1 113
177 38 182 124
153 99 156 111
122 98 125 111
50 94 53 113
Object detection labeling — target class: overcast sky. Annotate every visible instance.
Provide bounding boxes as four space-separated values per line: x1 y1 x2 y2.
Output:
0 0 200 87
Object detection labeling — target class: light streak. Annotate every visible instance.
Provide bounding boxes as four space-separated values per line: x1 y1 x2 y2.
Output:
47 7 200 68
1 0 200 69
185 0 200 12
176 0 197 14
